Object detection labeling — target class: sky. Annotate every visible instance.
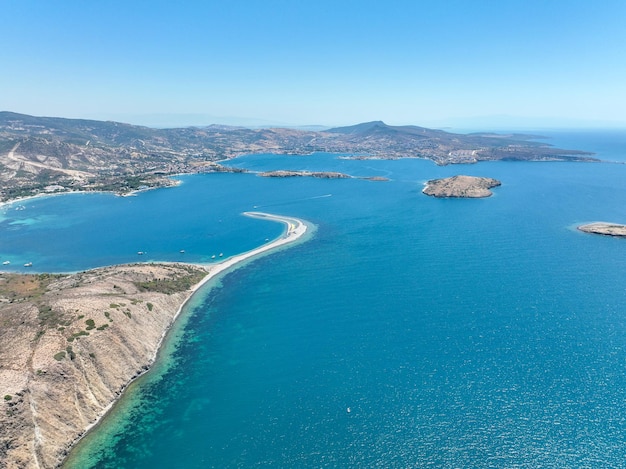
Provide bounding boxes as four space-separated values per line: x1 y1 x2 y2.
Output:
1 0 625 129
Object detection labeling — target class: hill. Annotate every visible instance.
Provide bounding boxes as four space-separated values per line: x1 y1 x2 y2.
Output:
0 112 596 202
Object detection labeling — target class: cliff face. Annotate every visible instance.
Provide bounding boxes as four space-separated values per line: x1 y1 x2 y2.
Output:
0 264 207 468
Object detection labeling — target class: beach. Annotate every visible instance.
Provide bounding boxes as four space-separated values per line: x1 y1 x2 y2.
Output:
0 211 310 469
64 211 310 468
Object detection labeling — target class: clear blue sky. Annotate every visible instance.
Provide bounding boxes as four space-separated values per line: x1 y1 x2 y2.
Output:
2 0 625 128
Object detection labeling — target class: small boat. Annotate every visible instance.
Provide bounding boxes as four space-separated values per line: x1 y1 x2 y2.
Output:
211 254 216 259
2 261 9 265
180 250 185 254
219 253 223 257
24 262 32 267
137 251 144 255
346 407 351 414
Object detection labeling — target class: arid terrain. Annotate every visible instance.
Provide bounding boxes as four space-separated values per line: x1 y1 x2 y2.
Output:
422 175 502 198
0 264 207 468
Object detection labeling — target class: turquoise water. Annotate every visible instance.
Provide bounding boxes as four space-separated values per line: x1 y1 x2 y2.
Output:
3 132 626 467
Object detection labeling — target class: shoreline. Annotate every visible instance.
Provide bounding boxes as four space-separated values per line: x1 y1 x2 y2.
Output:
0 179 184 210
61 211 311 467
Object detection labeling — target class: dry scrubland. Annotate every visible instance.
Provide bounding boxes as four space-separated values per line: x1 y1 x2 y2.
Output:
0 264 206 468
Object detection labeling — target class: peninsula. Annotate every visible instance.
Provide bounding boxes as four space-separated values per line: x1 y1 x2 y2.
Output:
578 222 626 237
422 175 502 198
0 212 309 469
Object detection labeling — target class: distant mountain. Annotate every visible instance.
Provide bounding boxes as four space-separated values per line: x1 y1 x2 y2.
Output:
327 120 440 137
0 112 596 202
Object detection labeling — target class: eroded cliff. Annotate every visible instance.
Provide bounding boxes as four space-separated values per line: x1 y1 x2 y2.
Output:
0 264 207 468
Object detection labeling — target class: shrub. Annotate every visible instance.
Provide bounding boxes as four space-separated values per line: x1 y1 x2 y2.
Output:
4 395 12 401
146 302 153 311
54 351 66 361
66 346 76 360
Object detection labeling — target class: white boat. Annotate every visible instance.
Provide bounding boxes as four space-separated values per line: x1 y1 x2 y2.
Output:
211 254 216 259
219 253 223 257
24 262 32 267
137 251 144 255
2 261 9 265
180 250 185 254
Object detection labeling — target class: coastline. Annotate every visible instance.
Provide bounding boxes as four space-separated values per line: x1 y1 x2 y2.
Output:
60 211 311 468
0 179 184 210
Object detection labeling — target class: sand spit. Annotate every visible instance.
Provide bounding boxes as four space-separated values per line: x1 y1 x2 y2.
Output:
0 212 309 469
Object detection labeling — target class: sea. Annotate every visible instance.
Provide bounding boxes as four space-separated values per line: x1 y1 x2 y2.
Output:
2 129 626 468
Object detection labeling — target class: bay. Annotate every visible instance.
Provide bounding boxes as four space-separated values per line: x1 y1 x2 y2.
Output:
2 131 625 467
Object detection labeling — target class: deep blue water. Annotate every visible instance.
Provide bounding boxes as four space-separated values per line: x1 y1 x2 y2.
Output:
2 131 626 467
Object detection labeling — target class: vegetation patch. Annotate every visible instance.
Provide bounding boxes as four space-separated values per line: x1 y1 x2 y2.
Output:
67 330 89 342
146 302 153 311
85 319 96 330
53 351 66 361
133 268 205 294
37 304 64 327
4 395 12 401
0 273 65 302
96 324 109 331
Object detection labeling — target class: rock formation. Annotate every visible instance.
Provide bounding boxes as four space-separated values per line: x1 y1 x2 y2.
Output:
422 175 501 198
578 222 626 237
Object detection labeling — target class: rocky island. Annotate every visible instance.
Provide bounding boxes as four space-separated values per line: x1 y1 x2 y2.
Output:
577 222 626 237
422 175 502 198
258 170 351 179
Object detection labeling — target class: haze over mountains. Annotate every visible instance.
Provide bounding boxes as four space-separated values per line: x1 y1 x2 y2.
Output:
0 112 595 202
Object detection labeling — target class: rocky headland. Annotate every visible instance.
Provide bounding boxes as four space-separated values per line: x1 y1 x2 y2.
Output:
0 263 208 468
422 175 501 198
577 222 626 237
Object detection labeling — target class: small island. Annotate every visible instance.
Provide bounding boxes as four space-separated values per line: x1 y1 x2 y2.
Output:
578 222 626 237
258 170 351 179
422 175 501 198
